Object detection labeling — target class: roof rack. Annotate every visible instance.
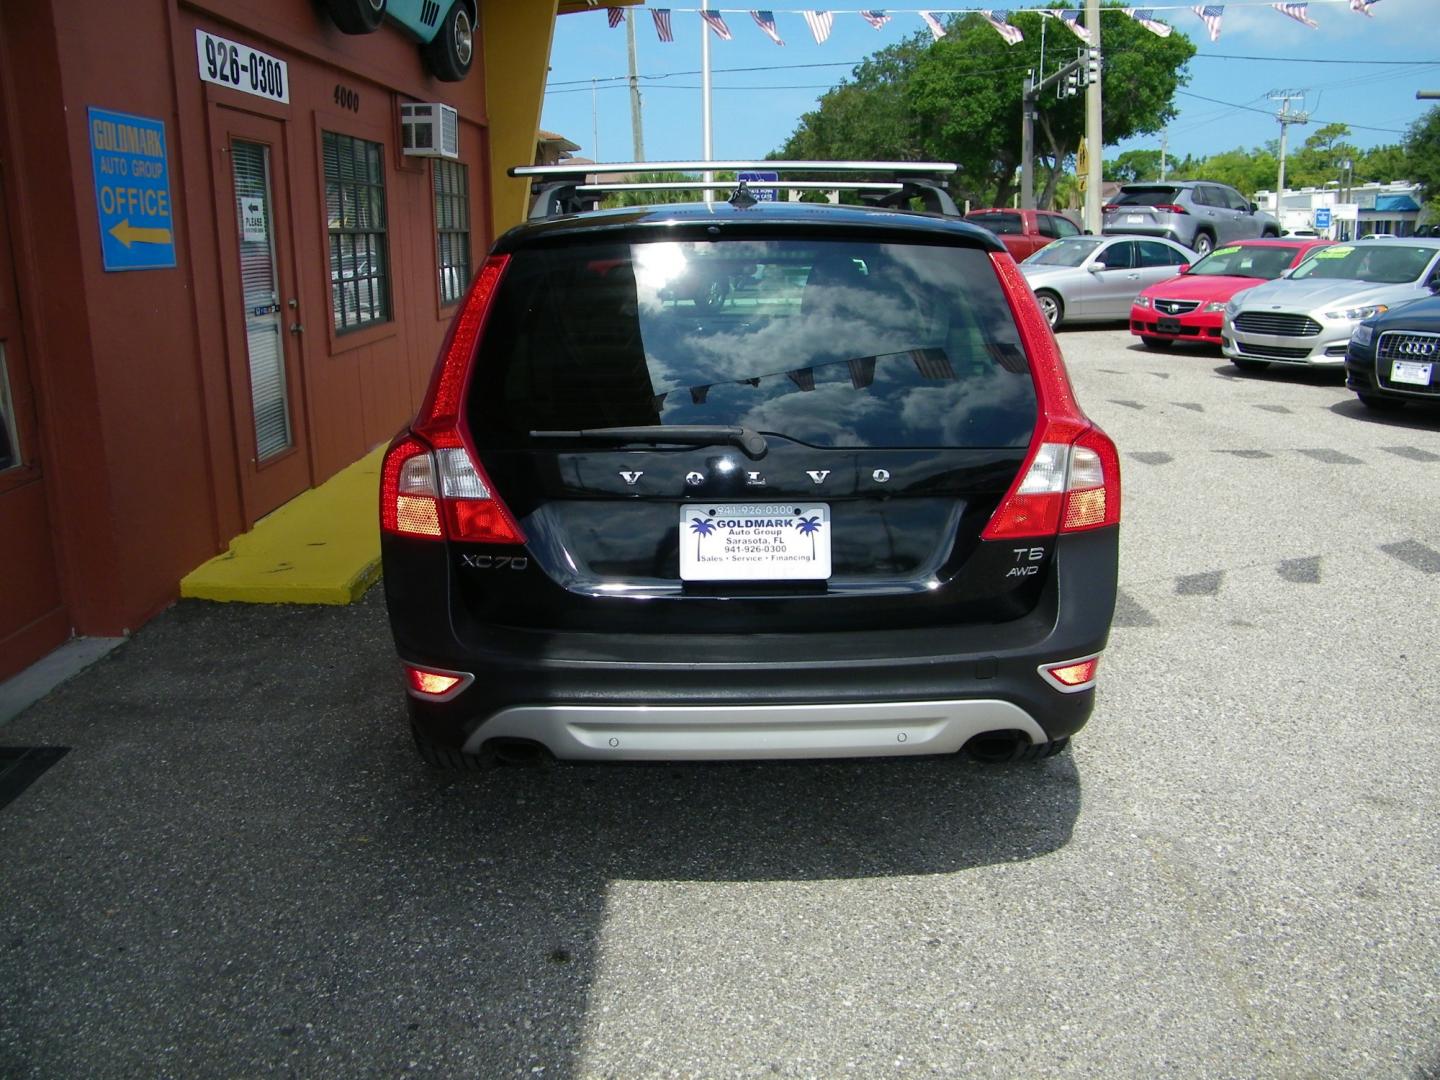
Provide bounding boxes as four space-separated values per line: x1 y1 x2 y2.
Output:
509 160 960 220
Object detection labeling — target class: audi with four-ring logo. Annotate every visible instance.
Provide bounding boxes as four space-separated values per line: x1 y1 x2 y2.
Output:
379 162 1121 771
1344 293 1440 412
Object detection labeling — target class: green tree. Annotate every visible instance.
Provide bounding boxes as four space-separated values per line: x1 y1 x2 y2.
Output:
1402 105 1440 203
775 4 1196 208
1357 143 1409 184
1192 146 1279 196
1104 149 1163 183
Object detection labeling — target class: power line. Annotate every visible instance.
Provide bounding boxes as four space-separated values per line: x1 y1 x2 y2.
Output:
1174 90 1407 134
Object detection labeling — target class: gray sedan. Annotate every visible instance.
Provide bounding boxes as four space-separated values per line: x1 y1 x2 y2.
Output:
1020 235 1196 328
1223 238 1440 370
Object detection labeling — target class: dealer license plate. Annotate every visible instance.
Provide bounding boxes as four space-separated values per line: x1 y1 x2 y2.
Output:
1157 317 1182 334
1391 360 1433 386
1126 214 1143 224
679 503 832 581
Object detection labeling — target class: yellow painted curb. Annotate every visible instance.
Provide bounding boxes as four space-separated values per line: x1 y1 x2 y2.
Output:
181 446 386 605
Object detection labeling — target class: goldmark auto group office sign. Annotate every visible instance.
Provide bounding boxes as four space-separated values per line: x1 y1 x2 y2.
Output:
87 107 176 272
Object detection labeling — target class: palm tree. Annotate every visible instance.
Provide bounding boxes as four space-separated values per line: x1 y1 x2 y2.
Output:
689 517 716 559
795 515 822 559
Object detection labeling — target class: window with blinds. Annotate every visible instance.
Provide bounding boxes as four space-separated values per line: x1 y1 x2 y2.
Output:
433 160 470 306
323 131 390 332
0 344 19 473
232 141 292 462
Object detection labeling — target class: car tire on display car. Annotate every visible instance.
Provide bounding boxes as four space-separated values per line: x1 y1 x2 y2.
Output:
1191 232 1215 258
1035 289 1063 329
1140 335 1170 349
323 0 386 34
425 2 474 81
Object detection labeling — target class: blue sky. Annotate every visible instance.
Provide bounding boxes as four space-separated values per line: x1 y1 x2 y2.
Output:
540 0 1438 171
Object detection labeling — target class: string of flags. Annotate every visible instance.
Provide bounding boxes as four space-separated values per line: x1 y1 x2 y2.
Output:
604 1 1383 46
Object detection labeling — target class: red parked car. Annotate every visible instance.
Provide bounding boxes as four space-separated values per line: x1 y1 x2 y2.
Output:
964 208 1084 261
1129 238 1334 348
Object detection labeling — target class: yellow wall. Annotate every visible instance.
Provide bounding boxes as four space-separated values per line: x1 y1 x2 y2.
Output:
482 0 560 238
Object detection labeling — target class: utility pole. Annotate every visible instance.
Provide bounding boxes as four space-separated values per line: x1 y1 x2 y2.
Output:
701 14 713 204
1083 0 1102 233
1021 71 1036 210
1270 89 1310 219
1160 130 1168 181
626 9 645 160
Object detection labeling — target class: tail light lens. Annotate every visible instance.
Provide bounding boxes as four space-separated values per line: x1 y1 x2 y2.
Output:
1102 204 1119 214
982 252 1122 542
1151 203 1187 214
380 255 525 545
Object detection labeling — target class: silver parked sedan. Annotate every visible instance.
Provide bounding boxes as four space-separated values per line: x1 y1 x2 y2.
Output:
1222 238 1440 371
1020 235 1196 328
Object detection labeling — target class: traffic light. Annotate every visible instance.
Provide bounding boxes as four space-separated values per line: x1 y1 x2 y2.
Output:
1086 48 1101 86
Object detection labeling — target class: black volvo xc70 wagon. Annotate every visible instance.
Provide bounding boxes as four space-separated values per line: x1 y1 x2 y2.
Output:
381 163 1120 767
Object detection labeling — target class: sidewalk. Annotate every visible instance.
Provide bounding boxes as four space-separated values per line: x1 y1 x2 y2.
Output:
180 445 386 605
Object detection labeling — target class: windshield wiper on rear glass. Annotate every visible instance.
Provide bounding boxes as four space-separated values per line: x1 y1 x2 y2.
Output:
529 425 769 460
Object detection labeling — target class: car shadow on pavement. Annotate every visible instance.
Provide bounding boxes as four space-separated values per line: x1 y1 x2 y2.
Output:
1328 396 1440 429
1209 362 1345 387
0 593 1081 1080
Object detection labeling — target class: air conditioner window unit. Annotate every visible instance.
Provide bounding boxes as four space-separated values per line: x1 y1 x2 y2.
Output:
401 103 460 160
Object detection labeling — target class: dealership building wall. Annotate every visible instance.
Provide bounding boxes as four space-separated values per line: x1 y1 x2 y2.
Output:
0 0 567 680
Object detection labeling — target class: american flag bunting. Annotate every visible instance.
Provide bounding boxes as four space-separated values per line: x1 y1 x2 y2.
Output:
606 7 624 28
918 11 947 39
981 10 1025 45
750 10 785 45
803 11 835 44
1192 4 1224 41
700 9 733 39
1271 2 1318 27
860 10 891 30
1058 10 1091 43
653 8 674 41
1349 0 1379 15
1123 8 1172 36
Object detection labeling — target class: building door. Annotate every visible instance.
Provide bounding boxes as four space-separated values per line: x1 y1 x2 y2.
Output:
0 113 68 681
214 109 310 524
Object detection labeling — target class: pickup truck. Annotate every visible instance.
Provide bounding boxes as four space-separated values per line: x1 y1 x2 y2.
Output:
964 209 1084 261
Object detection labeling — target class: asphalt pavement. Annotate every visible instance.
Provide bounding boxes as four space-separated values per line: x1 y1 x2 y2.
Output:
2 328 1437 1079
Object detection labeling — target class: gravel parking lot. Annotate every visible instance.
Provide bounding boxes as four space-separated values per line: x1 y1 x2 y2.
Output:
2 328 1437 1079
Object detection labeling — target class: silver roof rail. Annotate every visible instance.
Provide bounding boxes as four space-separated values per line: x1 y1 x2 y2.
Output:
509 160 960 220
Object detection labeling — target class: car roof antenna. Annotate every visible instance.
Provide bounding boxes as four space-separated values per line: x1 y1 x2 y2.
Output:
728 179 759 210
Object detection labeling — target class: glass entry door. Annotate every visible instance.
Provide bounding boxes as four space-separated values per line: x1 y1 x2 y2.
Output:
232 141 292 462
216 110 309 525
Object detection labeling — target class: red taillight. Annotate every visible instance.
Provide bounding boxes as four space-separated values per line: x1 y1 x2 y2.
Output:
403 664 473 701
1151 203 1187 214
1102 204 1119 214
982 252 1122 541
1039 655 1100 693
381 255 525 544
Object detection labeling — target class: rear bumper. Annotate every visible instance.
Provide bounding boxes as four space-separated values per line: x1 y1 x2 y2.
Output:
385 528 1118 761
464 699 1050 760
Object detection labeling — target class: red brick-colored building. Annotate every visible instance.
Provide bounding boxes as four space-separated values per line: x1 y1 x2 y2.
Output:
0 0 598 680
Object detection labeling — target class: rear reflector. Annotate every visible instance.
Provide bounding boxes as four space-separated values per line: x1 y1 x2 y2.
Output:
1039 655 1100 693
403 665 474 701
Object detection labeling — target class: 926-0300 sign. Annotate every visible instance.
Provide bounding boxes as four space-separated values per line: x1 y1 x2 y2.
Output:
195 29 289 104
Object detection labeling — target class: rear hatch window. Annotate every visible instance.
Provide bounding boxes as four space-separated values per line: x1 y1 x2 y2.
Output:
470 238 1034 448
1112 187 1182 208
461 237 1042 634
966 212 1024 235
